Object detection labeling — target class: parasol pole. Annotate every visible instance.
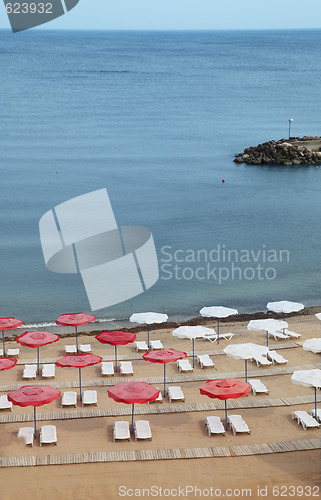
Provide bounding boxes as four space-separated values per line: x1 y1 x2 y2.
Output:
115 345 118 372
217 318 220 345
266 331 269 348
245 359 248 383
315 387 317 421
131 403 134 434
192 339 195 368
37 347 40 375
147 324 150 346
2 330 5 356
34 407 37 439
75 326 78 351
163 364 166 397
224 400 228 430
79 367 82 401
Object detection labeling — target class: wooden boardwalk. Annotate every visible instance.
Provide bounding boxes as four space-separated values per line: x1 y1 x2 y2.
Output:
0 393 320 424
0 437 319 468
13 341 299 366
0 362 317 394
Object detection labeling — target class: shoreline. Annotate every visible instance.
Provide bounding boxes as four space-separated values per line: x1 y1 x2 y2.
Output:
6 304 321 340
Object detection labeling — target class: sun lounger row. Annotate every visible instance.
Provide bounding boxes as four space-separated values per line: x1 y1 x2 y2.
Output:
18 425 57 446
65 344 92 354
22 364 56 379
135 340 165 351
113 420 152 441
250 350 288 367
203 333 234 342
292 411 320 430
61 390 98 407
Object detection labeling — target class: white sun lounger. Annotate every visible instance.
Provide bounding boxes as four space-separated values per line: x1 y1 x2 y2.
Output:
149 340 164 350
18 427 34 446
251 355 272 367
23 364 37 379
101 361 114 376
82 390 98 406
267 350 288 364
310 409 321 423
113 421 131 442
167 386 185 402
61 391 77 407
292 411 320 430
269 331 290 341
227 415 251 436
177 359 193 372
65 345 77 354
249 379 269 396
280 329 301 339
119 361 134 376
0 349 3 356
197 354 215 369
40 425 57 446
205 416 225 436
42 364 55 378
79 344 92 353
135 341 149 352
134 420 152 441
148 388 163 403
7 348 19 357
202 334 218 342
0 395 13 411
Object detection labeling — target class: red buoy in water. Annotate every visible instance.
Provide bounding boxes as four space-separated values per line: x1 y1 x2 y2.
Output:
222 179 225 183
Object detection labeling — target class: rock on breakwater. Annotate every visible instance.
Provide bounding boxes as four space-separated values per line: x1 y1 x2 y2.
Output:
234 136 321 165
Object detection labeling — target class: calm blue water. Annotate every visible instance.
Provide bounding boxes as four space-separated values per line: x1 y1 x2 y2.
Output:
1 29 321 325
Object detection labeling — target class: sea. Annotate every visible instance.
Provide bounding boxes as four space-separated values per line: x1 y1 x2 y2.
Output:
0 28 321 330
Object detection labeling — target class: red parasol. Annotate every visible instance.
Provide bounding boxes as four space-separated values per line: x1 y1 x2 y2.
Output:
0 317 23 357
56 354 102 400
8 385 60 438
199 378 251 430
0 357 17 370
108 382 160 433
17 331 59 375
56 313 95 351
95 331 136 372
143 348 187 396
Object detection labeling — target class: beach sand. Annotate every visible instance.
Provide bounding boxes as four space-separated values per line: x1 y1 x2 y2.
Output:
0 313 320 500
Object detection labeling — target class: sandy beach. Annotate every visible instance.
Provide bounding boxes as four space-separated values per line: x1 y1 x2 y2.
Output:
0 312 320 500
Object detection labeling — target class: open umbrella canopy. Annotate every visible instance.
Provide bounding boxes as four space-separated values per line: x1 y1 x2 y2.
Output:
199 378 251 430
17 331 60 375
108 382 160 404
247 318 288 347
291 369 321 419
224 343 269 381
56 313 96 327
143 348 187 364
143 348 187 396
303 338 321 354
17 331 59 348
8 385 61 438
129 312 168 325
57 313 95 350
95 331 136 371
200 306 238 319
0 357 17 370
108 382 160 433
96 331 136 346
200 306 238 344
0 317 23 356
56 354 102 400
56 353 102 368
267 301 304 315
172 325 215 367
129 312 168 344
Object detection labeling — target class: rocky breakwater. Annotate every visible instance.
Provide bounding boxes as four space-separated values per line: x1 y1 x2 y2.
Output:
234 136 321 165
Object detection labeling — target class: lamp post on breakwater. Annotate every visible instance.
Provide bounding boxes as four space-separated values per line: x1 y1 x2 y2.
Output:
288 118 293 139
